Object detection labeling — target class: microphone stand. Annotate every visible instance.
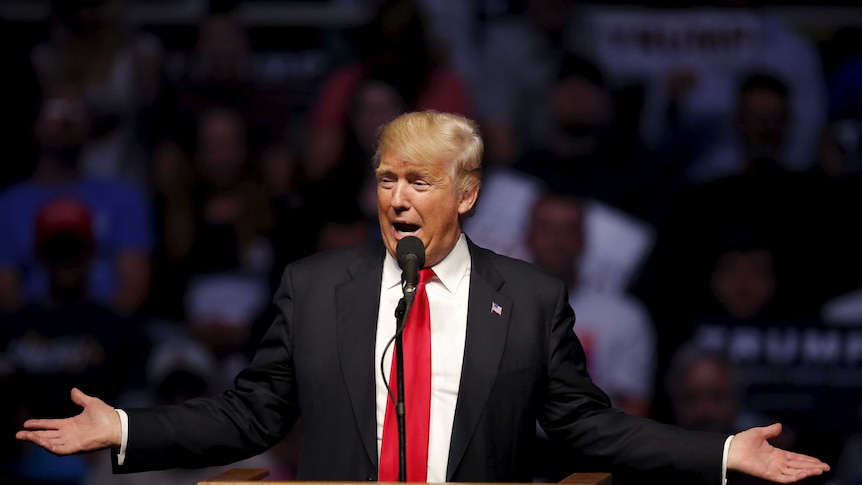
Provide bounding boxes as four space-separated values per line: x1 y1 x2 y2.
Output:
393 286 417 483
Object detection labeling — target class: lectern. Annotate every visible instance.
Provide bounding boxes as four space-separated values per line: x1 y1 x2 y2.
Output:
197 468 612 485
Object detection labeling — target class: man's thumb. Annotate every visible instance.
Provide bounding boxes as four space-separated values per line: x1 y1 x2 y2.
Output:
763 422 783 439
70 387 89 407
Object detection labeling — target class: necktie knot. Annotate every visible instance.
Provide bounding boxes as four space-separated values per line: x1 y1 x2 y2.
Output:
418 268 435 286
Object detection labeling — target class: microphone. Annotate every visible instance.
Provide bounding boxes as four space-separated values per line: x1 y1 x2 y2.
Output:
396 236 425 295
392 235 425 482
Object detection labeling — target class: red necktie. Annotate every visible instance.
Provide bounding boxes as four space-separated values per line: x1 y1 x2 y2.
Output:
380 268 434 482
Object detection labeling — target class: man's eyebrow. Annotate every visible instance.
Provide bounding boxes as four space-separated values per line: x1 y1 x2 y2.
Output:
375 165 442 182
409 167 437 180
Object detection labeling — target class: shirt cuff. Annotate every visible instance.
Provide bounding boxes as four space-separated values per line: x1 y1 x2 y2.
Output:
722 435 733 485
116 408 129 466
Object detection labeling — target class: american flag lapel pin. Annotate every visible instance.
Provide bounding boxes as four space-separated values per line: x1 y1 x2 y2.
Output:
491 302 502 315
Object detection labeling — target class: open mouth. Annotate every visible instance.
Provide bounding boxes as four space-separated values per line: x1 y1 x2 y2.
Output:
393 222 420 235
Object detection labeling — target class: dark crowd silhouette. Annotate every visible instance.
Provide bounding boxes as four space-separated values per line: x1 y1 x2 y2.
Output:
2 1 862 484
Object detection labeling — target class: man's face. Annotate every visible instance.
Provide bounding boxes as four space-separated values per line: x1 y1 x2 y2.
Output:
196 110 246 188
710 249 775 319
737 88 789 158
350 80 405 154
376 151 477 267
674 359 738 434
35 92 91 150
196 15 249 79
527 197 585 278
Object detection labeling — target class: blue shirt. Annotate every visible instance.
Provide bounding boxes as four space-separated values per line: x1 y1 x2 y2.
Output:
0 178 154 305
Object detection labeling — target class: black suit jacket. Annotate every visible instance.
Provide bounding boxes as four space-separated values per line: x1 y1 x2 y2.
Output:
116 238 728 483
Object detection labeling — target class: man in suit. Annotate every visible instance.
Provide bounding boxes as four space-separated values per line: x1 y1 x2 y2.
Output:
17 111 829 484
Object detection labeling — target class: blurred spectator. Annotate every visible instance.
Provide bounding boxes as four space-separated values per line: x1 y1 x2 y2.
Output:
0 196 150 485
686 72 796 184
155 7 290 160
148 104 274 350
303 0 475 184
31 0 164 185
666 344 764 434
0 86 154 316
703 234 780 320
411 0 483 90
345 75 406 218
525 192 656 417
474 0 593 166
526 191 655 484
512 52 651 219
583 4 827 182
304 71 406 227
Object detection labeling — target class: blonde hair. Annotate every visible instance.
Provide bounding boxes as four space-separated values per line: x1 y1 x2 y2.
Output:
373 110 483 215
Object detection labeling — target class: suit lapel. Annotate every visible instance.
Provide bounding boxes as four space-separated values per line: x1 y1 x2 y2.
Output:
336 245 386 469
447 242 512 480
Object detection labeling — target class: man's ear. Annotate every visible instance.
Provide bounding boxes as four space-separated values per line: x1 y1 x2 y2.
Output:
457 183 480 216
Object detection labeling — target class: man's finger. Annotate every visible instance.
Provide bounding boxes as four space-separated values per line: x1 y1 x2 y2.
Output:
787 454 828 465
21 418 62 430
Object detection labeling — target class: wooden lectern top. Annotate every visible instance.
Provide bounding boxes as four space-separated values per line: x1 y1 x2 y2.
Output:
198 468 612 485
199 467 270 484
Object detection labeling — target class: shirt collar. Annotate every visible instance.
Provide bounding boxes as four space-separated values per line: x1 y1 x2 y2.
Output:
383 233 470 294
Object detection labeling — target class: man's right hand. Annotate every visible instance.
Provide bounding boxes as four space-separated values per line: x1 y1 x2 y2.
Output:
16 387 122 455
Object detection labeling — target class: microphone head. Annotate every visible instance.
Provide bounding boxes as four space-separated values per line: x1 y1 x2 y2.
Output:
396 236 426 269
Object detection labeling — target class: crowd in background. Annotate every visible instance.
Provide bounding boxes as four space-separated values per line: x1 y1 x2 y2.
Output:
2 0 862 484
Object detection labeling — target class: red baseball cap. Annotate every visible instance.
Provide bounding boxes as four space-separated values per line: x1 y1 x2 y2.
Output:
34 196 95 256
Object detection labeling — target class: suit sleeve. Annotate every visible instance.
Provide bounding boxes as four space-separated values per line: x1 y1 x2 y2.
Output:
113 265 301 473
538 282 729 485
